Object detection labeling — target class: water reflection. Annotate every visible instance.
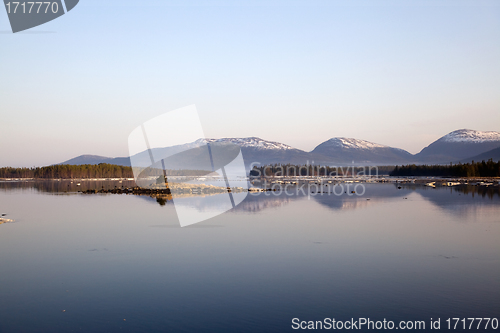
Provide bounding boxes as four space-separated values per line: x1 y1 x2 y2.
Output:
238 183 500 216
396 184 500 220
0 179 137 193
398 183 500 199
1 180 499 218
234 193 295 212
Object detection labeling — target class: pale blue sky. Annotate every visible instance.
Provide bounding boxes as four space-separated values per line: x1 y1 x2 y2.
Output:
1 0 499 167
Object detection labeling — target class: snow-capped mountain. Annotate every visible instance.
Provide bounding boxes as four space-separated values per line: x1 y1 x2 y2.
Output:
165 137 311 168
59 130 500 168
311 137 413 164
59 137 304 169
441 129 500 143
319 138 387 150
204 137 314 167
196 137 294 151
415 129 500 163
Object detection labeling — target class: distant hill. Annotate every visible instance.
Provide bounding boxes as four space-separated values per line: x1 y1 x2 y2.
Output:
60 155 131 166
125 137 324 170
311 137 413 164
414 129 500 163
58 129 500 168
203 138 324 167
459 146 500 163
60 138 317 169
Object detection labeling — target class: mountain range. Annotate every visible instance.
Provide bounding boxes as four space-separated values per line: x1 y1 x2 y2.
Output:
59 129 500 168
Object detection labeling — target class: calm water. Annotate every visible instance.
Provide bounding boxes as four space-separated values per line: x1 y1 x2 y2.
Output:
0 182 499 332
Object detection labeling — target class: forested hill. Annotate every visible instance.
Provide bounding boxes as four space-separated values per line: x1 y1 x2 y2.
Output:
0 164 210 179
390 160 500 177
0 164 134 179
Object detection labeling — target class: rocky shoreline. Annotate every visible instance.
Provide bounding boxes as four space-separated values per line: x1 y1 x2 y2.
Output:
80 183 249 196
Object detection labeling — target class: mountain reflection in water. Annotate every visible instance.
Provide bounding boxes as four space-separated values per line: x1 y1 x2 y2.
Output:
1 180 498 217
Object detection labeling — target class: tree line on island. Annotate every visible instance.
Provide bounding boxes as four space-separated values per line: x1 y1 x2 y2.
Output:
1 159 498 179
249 160 500 178
0 164 135 179
249 164 395 177
390 159 500 177
0 164 208 179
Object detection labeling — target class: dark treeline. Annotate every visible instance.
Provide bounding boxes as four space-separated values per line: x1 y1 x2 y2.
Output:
0 164 213 179
390 159 500 177
250 163 395 177
0 164 135 179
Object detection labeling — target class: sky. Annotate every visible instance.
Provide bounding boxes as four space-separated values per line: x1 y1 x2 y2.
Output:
1 0 499 167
